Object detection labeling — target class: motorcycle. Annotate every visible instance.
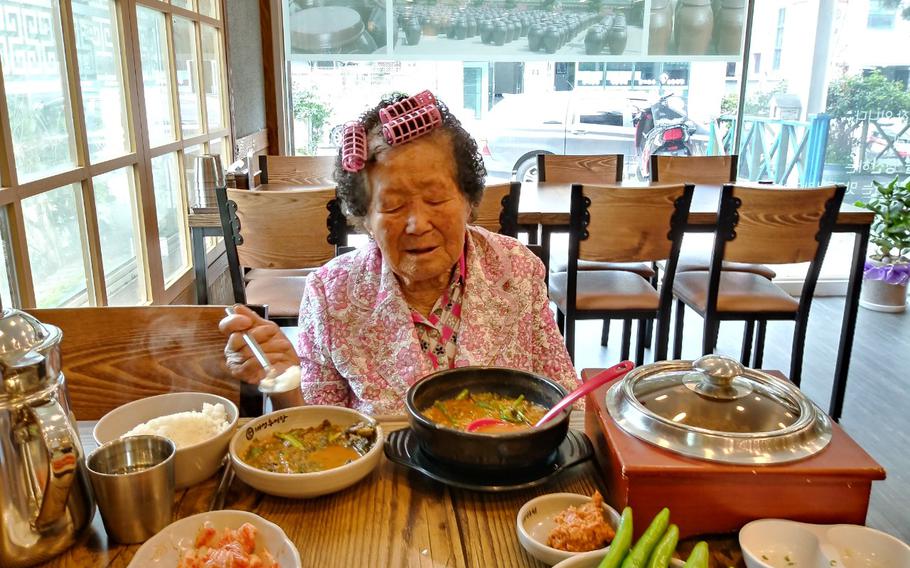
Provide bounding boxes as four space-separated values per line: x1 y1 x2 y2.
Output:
633 93 699 179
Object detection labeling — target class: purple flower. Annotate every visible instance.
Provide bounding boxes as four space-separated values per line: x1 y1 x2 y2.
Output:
864 262 910 285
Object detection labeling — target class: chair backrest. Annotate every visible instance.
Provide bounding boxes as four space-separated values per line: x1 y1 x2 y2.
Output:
650 155 738 184
538 154 624 183
259 155 336 186
215 186 347 304
27 306 239 420
471 182 520 237
708 183 846 311
570 183 694 264
717 184 845 265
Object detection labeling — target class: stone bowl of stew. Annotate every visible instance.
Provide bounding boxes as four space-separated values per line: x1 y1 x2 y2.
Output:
405 366 570 470
229 405 383 498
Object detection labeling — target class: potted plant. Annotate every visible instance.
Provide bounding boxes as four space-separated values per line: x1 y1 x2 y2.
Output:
855 176 910 312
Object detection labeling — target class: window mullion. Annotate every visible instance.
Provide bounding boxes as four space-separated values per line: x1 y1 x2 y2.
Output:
0 63 17 188
75 180 106 305
194 21 209 135
59 0 91 170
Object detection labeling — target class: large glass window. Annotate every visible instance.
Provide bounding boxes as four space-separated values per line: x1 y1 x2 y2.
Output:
151 153 189 283
137 6 176 147
0 0 231 307
22 184 90 307
93 167 145 305
173 16 203 138
74 0 131 163
0 0 78 183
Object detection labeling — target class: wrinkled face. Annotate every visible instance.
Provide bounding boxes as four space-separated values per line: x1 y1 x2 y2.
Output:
364 132 471 286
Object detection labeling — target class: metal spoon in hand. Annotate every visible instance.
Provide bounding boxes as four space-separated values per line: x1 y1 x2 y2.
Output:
224 306 301 394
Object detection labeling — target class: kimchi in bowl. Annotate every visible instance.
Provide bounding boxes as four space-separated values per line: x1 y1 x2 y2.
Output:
405 366 570 470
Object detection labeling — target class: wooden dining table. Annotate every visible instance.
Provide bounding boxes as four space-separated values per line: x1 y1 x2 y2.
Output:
45 411 744 568
190 180 873 422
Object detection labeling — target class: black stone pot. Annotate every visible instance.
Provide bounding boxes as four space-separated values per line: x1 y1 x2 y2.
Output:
405 366 570 470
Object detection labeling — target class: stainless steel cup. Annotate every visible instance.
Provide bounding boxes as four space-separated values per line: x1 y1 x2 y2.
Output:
86 435 176 543
193 154 225 208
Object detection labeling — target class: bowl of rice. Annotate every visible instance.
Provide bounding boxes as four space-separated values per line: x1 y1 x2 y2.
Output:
94 392 239 488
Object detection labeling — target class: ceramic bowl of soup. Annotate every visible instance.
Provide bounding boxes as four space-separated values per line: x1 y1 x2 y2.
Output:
229 406 383 498
405 366 570 470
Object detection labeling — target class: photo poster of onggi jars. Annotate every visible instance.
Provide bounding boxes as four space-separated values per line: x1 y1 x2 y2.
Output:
647 0 746 57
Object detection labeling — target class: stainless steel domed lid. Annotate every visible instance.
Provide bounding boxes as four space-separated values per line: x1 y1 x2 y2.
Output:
606 355 832 465
0 308 63 400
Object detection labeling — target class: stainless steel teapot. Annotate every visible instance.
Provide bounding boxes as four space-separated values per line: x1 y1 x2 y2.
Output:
0 309 94 567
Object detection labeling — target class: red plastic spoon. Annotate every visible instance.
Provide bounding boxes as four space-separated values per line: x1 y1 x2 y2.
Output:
464 360 635 433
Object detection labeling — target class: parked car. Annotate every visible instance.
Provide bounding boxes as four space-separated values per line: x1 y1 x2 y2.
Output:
477 91 707 182
477 91 639 181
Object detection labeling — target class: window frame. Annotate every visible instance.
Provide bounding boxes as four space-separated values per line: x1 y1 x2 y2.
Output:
0 0 232 307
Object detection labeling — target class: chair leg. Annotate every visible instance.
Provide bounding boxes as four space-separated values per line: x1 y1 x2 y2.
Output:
753 320 767 368
702 316 719 355
635 319 647 366
556 309 565 334
620 319 632 361
601 320 610 346
673 299 685 359
790 315 810 387
565 311 576 364
740 320 754 365
643 319 653 350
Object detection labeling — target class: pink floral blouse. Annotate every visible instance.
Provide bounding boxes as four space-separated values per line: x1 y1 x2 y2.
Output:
410 251 466 371
296 225 578 415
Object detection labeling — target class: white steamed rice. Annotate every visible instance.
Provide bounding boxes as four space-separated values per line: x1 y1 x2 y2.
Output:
122 402 230 449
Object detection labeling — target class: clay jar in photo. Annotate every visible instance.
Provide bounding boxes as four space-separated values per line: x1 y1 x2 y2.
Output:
492 20 507 46
607 14 628 54
715 0 745 55
584 25 606 55
480 19 493 44
405 19 422 45
676 0 714 55
649 0 672 54
543 25 560 54
528 23 544 51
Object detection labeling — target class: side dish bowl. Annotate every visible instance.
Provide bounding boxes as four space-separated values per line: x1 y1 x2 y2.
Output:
93 392 239 489
405 366 570 470
740 518 910 568
551 549 686 568
128 510 300 567
229 405 383 498
517 492 621 566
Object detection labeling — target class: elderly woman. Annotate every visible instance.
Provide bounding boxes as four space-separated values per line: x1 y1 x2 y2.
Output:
221 92 576 414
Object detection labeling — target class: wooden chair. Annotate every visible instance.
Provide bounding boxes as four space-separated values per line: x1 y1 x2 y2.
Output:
672 184 846 386
541 154 657 348
258 155 335 186
26 306 264 420
549 183 693 364
471 181 520 237
650 154 776 280
216 186 347 326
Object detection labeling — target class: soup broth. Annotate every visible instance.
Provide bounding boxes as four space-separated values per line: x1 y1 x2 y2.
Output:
242 419 374 473
422 390 548 433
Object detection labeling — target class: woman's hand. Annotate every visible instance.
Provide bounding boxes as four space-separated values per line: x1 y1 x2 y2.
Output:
219 304 299 385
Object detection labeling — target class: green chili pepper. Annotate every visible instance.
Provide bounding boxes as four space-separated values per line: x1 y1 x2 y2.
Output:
433 401 457 425
511 394 525 408
455 388 470 401
646 524 679 568
622 507 670 568
275 432 304 449
597 507 633 568
683 541 709 568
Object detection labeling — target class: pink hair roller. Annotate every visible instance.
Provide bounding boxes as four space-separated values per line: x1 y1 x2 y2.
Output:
341 122 367 172
381 103 442 146
378 90 437 123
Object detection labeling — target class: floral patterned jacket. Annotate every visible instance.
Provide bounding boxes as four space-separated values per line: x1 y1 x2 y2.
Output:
296 225 578 415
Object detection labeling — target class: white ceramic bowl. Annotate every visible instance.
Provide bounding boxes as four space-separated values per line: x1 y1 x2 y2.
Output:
229 405 383 498
94 392 239 489
128 510 301 567
740 519 910 568
517 493 622 566
551 548 687 568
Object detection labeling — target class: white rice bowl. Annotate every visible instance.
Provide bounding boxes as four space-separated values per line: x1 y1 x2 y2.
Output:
94 393 239 489
122 403 231 449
